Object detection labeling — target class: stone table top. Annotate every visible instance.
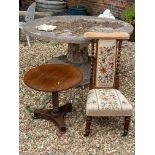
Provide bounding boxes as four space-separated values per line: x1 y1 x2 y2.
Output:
23 15 133 44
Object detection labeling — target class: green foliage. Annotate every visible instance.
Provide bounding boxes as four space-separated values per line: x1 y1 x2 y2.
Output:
52 42 59 47
40 95 52 109
43 95 52 103
121 4 135 25
27 91 34 97
25 105 33 114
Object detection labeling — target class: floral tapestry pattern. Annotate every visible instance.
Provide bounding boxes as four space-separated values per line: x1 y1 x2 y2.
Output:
97 89 121 110
86 89 132 113
95 40 117 88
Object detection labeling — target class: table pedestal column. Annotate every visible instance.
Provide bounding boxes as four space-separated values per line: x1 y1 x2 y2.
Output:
48 43 90 86
67 43 89 63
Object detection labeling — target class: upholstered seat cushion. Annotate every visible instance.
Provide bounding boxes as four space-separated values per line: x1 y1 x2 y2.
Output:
86 89 133 116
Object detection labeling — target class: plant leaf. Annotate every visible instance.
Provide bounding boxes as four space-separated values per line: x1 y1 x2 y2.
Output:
40 95 52 109
43 95 52 103
25 105 33 114
27 91 34 97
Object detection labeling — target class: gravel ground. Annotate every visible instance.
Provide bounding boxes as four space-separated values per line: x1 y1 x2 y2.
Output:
19 36 135 155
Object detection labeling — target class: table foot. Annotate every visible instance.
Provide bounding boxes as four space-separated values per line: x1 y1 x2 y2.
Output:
33 103 72 133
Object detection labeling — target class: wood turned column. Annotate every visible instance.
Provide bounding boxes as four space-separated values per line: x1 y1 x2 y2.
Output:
67 43 89 63
52 92 59 113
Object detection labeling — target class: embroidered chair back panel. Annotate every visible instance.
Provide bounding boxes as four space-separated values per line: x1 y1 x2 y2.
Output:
95 39 117 88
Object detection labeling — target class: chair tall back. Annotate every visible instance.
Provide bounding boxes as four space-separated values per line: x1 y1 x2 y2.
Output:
25 2 36 22
84 32 130 90
95 39 117 88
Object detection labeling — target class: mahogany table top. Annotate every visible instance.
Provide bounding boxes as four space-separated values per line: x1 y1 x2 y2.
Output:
24 64 83 92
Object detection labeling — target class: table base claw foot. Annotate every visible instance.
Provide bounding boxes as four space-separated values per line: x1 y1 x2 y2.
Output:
33 103 72 133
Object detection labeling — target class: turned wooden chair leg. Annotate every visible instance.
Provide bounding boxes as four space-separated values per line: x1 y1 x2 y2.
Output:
123 116 131 136
84 116 92 137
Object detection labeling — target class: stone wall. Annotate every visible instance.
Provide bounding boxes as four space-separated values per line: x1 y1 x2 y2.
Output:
66 0 134 17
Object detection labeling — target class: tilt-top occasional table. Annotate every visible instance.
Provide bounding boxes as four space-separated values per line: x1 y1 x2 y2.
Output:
24 64 83 133
23 16 133 85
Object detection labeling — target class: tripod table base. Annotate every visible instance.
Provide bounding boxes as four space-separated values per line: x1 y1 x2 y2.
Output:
33 103 72 133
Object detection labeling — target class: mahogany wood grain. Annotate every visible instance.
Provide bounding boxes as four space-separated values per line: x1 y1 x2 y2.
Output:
123 116 131 136
24 64 83 92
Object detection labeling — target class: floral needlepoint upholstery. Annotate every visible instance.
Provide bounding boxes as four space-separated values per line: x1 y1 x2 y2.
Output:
95 40 117 88
86 89 132 116
84 32 132 136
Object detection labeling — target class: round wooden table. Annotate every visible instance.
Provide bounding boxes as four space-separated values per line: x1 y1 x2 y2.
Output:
24 64 83 133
